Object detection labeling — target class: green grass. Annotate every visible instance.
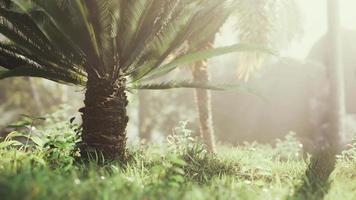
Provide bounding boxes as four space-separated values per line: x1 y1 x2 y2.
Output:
0 114 355 200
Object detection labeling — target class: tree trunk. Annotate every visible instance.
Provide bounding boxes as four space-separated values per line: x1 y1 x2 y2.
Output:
309 0 345 167
296 0 345 197
191 40 216 152
325 0 345 153
309 0 345 177
79 75 129 161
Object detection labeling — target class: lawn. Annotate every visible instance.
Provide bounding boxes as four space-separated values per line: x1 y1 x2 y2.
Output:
0 113 355 200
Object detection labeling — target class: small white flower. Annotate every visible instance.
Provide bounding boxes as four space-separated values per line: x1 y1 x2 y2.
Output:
126 176 135 183
74 178 81 185
245 180 252 185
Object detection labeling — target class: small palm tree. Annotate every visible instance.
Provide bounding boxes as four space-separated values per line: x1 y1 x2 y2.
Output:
0 0 246 160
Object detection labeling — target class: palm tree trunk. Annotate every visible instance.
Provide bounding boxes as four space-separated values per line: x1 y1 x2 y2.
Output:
191 40 216 152
80 74 129 161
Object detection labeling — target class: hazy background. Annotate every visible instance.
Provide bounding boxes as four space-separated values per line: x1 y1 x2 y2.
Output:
2 0 356 145
286 0 356 58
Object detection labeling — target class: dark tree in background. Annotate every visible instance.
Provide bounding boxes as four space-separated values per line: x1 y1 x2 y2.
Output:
308 0 345 182
296 0 346 198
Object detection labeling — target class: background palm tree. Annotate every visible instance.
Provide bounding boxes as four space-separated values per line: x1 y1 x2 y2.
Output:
186 3 230 152
136 1 230 145
0 0 251 160
187 0 302 152
233 0 302 80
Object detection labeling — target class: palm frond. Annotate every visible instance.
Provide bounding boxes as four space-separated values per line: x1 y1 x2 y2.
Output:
187 1 230 50
141 43 276 82
120 0 196 79
0 65 85 85
232 0 303 80
129 80 225 90
129 80 264 100
28 9 85 64
1 0 266 89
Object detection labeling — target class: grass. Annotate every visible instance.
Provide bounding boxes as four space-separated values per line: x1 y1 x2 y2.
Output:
0 113 355 200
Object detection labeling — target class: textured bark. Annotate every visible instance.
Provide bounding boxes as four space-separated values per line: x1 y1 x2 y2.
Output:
80 75 129 161
191 40 216 152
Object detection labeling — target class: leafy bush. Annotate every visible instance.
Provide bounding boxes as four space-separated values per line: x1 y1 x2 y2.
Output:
0 108 81 171
337 138 356 162
274 132 304 161
142 122 242 184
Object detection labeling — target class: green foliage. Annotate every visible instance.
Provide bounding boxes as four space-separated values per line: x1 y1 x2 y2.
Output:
0 108 81 171
130 80 227 90
165 122 241 183
0 116 355 199
0 0 265 89
337 138 356 162
274 132 304 161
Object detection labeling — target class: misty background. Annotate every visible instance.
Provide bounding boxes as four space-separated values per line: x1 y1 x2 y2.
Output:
1 0 356 146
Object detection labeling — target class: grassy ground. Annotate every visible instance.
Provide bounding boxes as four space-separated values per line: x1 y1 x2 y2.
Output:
0 113 355 200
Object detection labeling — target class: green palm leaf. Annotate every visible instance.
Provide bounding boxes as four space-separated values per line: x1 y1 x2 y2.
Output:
142 43 277 82
0 0 269 90
129 80 225 90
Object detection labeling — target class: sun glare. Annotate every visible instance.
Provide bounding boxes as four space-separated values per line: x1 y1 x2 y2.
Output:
282 0 356 59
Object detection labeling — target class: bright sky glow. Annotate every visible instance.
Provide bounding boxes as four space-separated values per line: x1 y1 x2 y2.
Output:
286 0 356 59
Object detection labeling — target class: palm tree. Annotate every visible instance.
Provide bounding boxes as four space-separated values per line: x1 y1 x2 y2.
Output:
0 0 248 160
187 0 302 152
190 53 217 152
233 0 302 80
186 2 230 152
